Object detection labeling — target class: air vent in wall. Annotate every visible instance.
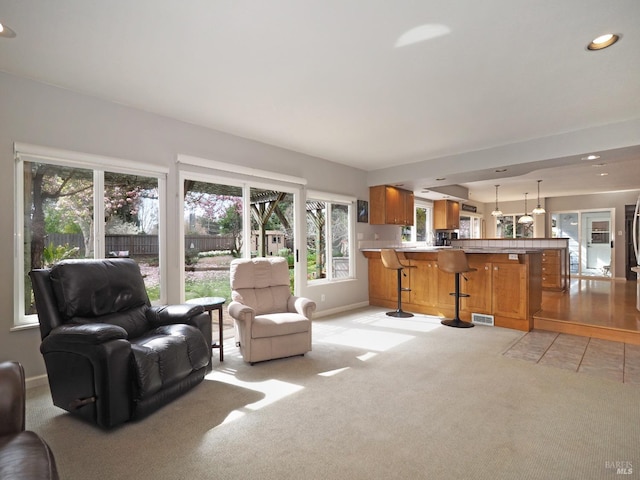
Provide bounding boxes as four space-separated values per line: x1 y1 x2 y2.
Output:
471 313 494 326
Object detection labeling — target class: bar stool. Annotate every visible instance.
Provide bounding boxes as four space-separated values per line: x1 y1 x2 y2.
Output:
381 249 416 317
438 249 476 328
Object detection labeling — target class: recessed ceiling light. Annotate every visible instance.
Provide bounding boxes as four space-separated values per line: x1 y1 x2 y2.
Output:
0 22 17 38
435 177 446 181
599 172 609 176
587 33 620 51
581 154 600 161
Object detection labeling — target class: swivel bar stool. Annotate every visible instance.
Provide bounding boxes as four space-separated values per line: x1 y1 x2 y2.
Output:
438 249 477 328
381 249 416 317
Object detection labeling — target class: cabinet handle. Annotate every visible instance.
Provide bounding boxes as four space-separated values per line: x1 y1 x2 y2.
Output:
494 266 499 271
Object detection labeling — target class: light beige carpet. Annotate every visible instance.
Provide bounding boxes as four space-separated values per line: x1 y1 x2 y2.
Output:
26 307 640 479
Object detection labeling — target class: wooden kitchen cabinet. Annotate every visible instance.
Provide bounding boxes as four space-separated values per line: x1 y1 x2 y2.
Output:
461 258 492 314
436 266 457 308
369 185 414 226
409 259 439 307
433 199 460 230
363 250 541 332
541 249 568 291
368 255 399 302
491 262 527 320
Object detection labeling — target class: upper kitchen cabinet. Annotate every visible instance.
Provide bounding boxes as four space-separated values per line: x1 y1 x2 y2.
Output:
433 199 460 230
369 185 414 226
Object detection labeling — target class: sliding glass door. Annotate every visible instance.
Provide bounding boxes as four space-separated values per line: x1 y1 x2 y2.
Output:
180 173 300 302
552 209 613 277
182 179 244 302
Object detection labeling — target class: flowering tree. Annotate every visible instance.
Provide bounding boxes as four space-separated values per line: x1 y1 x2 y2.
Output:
27 163 154 269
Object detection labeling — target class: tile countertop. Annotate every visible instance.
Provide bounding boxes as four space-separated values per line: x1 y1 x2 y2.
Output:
360 247 543 254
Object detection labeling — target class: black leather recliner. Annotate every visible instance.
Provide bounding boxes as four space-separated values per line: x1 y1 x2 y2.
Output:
29 258 212 429
0 361 59 479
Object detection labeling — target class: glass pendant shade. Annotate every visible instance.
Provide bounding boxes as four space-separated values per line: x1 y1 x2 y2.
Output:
532 179 545 214
491 185 502 216
518 192 534 224
532 206 546 215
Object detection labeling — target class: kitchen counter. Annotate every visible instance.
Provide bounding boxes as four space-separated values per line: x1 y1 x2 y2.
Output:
361 246 543 254
363 249 543 331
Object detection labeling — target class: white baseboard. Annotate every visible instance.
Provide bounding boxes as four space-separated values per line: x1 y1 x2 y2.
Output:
313 301 370 319
25 374 49 390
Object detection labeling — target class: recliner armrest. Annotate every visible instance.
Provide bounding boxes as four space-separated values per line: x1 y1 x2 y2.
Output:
228 301 255 323
146 304 205 327
42 323 127 347
0 361 25 436
288 296 316 319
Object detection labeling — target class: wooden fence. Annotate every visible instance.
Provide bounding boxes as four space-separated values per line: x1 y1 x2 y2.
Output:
46 233 234 256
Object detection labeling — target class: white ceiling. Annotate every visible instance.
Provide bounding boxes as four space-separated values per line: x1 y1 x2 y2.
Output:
1 0 639 203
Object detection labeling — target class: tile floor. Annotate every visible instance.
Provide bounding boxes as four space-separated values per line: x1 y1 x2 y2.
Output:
503 329 640 384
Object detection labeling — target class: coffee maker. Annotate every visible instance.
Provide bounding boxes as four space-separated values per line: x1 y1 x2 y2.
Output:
435 231 457 246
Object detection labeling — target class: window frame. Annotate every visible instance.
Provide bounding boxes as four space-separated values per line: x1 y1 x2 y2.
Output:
459 213 484 239
495 214 534 238
178 165 306 297
306 190 356 284
402 199 434 244
13 143 168 329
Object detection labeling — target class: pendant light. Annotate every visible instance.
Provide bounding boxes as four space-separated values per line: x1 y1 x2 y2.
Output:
491 185 502 216
532 180 546 215
518 193 534 224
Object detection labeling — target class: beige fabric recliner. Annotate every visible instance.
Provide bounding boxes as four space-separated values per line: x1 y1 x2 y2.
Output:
228 257 316 364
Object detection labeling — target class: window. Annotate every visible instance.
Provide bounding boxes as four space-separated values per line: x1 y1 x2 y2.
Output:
178 155 308 297
459 214 482 238
306 193 354 282
15 144 166 327
496 215 533 238
402 200 433 244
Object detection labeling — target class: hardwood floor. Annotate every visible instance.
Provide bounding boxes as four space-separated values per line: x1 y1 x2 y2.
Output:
534 277 640 345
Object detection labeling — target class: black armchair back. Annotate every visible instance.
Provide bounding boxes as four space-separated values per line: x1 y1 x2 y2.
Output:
31 258 151 339
29 259 212 429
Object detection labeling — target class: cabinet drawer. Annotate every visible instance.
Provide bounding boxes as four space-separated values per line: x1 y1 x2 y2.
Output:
542 274 561 288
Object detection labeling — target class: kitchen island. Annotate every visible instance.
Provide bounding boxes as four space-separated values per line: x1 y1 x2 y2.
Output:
363 247 543 331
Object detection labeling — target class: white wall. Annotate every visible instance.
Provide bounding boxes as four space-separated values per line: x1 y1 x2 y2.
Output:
0 72 376 378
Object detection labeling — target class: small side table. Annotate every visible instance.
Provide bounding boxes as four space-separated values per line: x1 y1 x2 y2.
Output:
186 296 226 362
